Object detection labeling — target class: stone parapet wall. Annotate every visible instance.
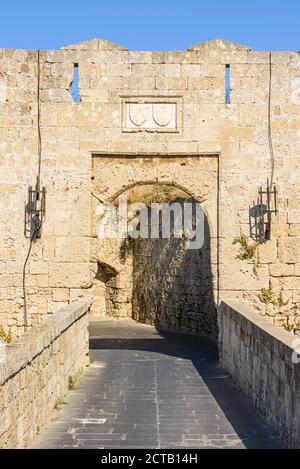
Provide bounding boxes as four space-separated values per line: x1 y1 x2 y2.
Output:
0 301 90 448
219 300 300 448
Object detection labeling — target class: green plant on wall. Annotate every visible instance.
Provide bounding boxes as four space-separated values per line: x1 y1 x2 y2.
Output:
283 321 296 333
68 375 76 390
120 233 136 262
282 316 300 335
259 285 288 307
232 233 260 272
125 234 135 252
259 286 277 305
277 290 289 308
0 325 12 343
54 397 66 410
68 371 82 391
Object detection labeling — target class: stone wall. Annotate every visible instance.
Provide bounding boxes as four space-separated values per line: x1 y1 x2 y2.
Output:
90 259 133 318
219 300 300 448
0 301 90 448
0 37 300 335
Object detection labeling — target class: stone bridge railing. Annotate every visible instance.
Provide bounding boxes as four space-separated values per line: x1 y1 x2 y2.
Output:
219 301 300 448
0 301 91 448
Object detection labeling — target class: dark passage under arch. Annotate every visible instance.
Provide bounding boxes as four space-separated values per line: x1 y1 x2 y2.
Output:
130 196 217 337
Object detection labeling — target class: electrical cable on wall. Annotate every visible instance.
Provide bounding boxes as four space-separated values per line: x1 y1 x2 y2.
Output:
268 51 275 187
91 192 104 204
22 49 44 332
22 230 36 331
37 49 42 192
250 51 278 244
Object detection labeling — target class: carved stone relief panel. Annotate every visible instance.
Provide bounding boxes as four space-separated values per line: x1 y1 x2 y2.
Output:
121 96 182 132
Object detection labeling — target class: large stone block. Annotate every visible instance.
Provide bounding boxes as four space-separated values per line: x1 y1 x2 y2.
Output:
54 236 90 263
279 238 300 263
49 263 91 288
288 199 300 223
270 263 294 277
219 264 269 290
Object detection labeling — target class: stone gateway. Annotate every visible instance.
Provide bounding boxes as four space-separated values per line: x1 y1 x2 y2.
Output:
1 37 299 337
0 36 300 449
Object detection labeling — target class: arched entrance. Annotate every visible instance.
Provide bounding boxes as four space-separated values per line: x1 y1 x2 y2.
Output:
90 154 218 337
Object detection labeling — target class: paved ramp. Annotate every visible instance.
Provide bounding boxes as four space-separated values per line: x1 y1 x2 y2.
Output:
33 319 282 449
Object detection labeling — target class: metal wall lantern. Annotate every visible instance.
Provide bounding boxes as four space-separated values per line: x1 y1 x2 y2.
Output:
249 180 278 243
24 183 46 240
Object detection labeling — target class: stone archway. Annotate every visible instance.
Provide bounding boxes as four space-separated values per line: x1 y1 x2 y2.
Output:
90 154 218 336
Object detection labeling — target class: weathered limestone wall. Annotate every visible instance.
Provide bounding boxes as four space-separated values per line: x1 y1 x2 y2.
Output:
219 301 300 448
0 38 300 335
90 258 132 318
0 301 90 448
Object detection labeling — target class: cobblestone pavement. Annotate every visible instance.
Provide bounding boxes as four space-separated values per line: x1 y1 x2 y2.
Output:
32 318 282 449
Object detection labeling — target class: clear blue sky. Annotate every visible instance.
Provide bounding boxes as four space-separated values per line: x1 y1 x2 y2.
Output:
0 0 299 51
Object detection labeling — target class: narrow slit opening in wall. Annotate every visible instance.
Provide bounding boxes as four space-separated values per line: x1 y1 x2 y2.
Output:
72 64 81 103
225 64 231 104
